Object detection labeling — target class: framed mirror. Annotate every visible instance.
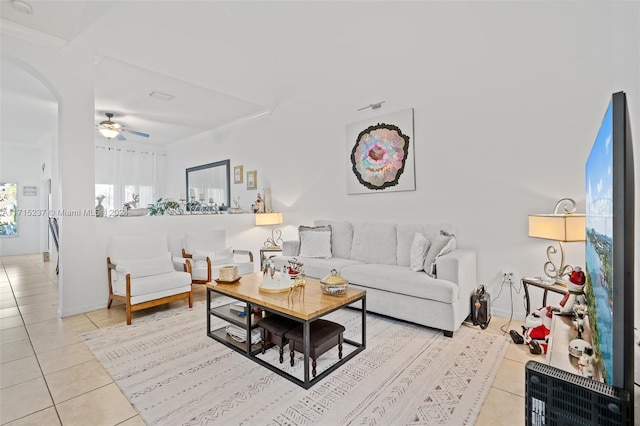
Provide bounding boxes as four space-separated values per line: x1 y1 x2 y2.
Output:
185 160 230 212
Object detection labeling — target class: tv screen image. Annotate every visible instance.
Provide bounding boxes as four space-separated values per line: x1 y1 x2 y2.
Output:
584 91 634 399
584 100 614 384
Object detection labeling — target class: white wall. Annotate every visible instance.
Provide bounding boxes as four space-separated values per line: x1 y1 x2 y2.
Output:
0 142 44 256
1 2 637 324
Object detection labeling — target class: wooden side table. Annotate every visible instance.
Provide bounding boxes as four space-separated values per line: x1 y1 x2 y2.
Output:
521 277 568 315
260 247 282 269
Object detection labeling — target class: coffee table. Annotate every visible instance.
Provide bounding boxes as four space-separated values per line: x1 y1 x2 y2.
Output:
206 272 366 389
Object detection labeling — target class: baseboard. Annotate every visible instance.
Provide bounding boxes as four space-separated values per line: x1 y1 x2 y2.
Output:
59 301 108 318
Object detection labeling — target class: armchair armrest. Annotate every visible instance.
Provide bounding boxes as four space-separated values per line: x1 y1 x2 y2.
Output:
233 249 254 263
436 249 477 298
172 256 192 273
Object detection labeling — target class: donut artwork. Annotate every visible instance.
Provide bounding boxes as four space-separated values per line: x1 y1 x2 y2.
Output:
346 108 415 194
351 123 410 190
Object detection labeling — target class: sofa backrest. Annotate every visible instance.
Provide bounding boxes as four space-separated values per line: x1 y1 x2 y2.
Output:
314 220 353 259
308 220 456 266
350 222 398 265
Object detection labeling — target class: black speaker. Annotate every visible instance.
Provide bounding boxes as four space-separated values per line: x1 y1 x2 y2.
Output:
525 360 632 426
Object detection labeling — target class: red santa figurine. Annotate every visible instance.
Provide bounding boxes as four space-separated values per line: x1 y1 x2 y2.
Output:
523 305 553 354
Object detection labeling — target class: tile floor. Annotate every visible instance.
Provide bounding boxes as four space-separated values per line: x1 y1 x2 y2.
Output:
0 254 541 425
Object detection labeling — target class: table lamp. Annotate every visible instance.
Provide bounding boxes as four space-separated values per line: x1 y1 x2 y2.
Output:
255 212 284 248
528 198 585 284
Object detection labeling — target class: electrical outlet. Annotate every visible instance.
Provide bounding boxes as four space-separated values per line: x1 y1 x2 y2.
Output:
501 269 515 284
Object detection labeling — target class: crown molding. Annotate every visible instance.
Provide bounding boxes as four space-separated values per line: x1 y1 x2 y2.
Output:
1 19 68 50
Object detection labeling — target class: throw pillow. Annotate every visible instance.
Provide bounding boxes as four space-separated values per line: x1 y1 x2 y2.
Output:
194 247 235 265
423 231 456 277
409 233 431 272
298 225 332 258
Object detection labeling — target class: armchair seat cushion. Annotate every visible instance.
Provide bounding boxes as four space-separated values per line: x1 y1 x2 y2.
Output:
112 271 192 298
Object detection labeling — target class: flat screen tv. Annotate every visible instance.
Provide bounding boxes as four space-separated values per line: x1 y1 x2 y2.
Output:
584 91 635 399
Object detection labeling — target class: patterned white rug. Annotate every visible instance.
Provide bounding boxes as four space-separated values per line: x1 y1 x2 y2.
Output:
81 297 508 425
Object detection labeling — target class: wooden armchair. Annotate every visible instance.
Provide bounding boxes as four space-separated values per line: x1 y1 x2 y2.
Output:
181 230 254 284
107 234 193 325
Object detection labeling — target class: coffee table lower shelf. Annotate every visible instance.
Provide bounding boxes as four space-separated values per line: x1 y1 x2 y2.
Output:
206 283 366 389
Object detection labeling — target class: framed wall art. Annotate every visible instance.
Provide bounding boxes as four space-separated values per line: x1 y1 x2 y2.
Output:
346 108 415 195
234 165 243 184
0 182 18 236
246 170 257 190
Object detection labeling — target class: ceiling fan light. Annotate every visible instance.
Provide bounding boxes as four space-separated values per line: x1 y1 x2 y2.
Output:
99 128 120 139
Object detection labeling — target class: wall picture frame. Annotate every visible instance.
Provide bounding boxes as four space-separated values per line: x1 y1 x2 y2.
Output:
247 170 257 190
346 108 416 195
234 165 243 184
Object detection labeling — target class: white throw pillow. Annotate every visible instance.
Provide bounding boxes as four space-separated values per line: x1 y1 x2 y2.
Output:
194 247 235 265
113 252 174 278
423 231 456 277
409 233 431 272
298 225 332 258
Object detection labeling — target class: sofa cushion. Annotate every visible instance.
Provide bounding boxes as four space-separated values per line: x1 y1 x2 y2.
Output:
350 223 397 265
424 231 456 277
314 220 353 259
341 264 458 304
298 225 332 258
113 252 174 279
409 233 430 272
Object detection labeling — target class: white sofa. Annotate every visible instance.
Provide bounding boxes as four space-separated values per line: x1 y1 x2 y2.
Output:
272 220 477 337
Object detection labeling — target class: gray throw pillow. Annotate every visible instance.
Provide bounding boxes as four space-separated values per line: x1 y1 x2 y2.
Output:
298 225 332 258
423 231 456 277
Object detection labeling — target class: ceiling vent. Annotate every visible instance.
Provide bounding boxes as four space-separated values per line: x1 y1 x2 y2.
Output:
149 91 174 101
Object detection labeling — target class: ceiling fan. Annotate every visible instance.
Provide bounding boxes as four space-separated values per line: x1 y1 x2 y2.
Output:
96 112 150 140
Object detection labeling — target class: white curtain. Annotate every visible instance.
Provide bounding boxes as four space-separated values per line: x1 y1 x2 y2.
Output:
95 146 166 215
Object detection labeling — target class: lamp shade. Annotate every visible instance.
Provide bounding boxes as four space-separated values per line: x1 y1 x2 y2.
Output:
255 212 283 226
528 214 586 242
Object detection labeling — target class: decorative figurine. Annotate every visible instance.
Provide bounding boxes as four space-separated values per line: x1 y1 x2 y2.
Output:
95 195 106 217
558 266 586 314
578 347 595 378
522 305 554 354
252 193 264 213
573 312 585 339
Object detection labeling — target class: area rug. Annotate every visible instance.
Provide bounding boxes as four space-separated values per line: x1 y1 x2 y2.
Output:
81 298 509 425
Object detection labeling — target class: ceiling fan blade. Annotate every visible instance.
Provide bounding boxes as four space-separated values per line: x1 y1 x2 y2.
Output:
122 128 150 138
117 133 127 141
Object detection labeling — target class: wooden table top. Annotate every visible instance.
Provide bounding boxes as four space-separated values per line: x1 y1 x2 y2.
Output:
206 272 366 321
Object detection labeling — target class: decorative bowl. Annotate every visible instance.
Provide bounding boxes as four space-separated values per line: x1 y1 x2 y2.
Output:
320 269 348 296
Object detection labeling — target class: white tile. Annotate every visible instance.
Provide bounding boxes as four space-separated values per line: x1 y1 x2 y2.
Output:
0 356 42 389
56 383 137 426
45 359 113 404
0 377 53 424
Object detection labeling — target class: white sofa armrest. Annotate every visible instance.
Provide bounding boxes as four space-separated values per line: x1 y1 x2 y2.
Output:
282 240 299 256
436 249 477 298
